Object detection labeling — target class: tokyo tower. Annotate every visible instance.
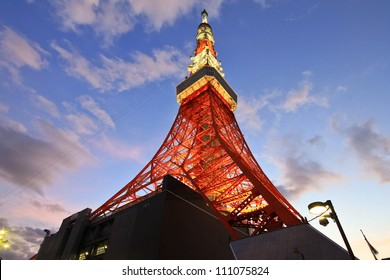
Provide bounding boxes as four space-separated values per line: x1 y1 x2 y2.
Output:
90 10 303 239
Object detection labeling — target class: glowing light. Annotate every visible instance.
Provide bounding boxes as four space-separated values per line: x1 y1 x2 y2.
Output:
308 201 329 215
0 229 10 249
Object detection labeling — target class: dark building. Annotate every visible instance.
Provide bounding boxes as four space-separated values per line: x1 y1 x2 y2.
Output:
37 175 235 260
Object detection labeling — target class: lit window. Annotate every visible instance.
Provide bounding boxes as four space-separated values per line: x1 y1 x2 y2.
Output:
95 241 108 256
78 251 88 260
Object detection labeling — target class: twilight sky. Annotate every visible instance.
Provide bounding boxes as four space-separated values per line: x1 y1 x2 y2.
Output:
0 0 389 260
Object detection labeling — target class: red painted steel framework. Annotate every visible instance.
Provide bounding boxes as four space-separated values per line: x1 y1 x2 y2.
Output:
90 10 303 239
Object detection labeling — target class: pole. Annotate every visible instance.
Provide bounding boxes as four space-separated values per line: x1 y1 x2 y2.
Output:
326 200 356 260
360 229 378 260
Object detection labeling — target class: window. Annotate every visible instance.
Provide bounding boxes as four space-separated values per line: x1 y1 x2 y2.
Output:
95 241 108 256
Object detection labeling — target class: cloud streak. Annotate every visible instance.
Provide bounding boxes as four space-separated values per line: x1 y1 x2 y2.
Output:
30 94 60 118
276 154 342 198
334 119 390 183
0 118 94 195
266 134 342 199
0 26 48 83
52 0 224 45
66 113 99 135
235 71 328 136
51 42 187 92
254 0 271 9
282 73 328 112
78 95 115 129
94 134 145 162
52 0 134 46
130 0 223 31
236 91 280 133
31 200 67 213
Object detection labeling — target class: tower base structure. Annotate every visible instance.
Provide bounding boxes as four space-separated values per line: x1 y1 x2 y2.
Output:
36 175 236 260
36 175 351 260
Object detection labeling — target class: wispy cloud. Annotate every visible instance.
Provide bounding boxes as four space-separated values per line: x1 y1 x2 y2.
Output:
307 135 322 146
285 3 320 22
51 42 187 92
266 134 342 199
333 119 390 183
51 42 107 90
336 85 347 93
52 0 134 46
276 155 341 199
254 0 271 9
77 96 115 129
0 26 48 83
282 72 328 112
94 134 145 162
99 47 187 91
0 103 9 114
63 96 117 151
236 91 280 133
66 113 99 135
52 0 224 45
61 95 143 161
235 72 328 135
0 118 94 195
30 94 60 118
130 0 223 31
30 200 67 213
0 117 27 133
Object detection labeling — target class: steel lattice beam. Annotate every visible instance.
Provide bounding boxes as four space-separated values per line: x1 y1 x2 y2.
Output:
90 86 303 239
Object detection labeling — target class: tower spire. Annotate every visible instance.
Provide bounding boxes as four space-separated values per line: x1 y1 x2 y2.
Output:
188 9 224 76
201 9 208 23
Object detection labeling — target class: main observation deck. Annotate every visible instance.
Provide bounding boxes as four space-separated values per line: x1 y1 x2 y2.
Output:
176 66 237 112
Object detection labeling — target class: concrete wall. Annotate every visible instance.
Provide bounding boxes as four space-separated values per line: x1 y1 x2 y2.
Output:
36 208 91 260
158 175 233 259
97 175 234 259
230 223 352 260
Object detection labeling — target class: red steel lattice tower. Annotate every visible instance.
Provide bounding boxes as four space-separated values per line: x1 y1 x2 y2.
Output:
90 10 303 239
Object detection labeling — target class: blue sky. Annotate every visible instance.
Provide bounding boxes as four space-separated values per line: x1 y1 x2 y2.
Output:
0 0 389 260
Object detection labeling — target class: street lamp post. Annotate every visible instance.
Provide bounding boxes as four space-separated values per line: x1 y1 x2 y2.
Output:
308 200 356 260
